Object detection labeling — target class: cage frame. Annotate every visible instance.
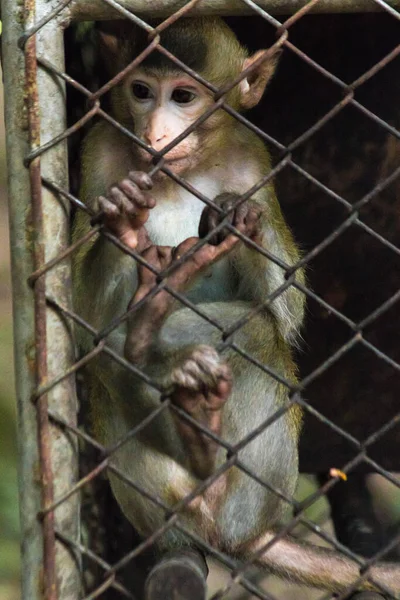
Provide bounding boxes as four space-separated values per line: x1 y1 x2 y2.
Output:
3 1 400 600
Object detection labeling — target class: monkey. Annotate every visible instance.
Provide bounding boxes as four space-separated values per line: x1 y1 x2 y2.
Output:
72 17 400 596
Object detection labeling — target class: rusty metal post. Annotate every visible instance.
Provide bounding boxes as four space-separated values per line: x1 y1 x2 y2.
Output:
3 0 81 598
67 0 400 20
2 2 42 598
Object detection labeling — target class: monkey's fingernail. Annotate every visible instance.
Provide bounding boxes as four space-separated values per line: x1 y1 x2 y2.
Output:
144 175 153 188
129 171 153 190
171 246 182 261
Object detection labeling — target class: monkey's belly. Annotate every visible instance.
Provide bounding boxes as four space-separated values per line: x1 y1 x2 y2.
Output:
187 260 235 303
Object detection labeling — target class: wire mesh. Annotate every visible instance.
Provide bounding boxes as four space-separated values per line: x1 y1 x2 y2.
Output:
8 0 400 599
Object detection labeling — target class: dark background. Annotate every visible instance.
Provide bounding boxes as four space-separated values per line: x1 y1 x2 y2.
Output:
229 13 400 471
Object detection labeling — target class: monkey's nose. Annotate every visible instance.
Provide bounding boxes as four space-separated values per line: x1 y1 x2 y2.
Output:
144 132 168 150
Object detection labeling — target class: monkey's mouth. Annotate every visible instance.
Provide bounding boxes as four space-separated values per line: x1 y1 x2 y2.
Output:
135 145 190 165
163 154 190 164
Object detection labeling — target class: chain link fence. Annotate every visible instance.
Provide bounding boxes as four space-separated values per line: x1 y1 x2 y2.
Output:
3 0 400 599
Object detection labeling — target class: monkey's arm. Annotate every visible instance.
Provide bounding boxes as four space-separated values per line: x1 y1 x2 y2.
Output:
199 183 305 343
235 186 305 343
72 122 152 358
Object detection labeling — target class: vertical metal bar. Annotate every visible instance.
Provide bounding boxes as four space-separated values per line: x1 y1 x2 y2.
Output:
35 1 81 598
3 0 81 598
2 2 43 599
24 0 57 597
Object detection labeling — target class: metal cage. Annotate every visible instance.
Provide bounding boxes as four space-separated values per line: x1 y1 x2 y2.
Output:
3 1 400 599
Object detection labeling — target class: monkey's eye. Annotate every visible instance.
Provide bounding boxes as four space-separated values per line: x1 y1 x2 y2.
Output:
132 82 152 100
172 88 196 104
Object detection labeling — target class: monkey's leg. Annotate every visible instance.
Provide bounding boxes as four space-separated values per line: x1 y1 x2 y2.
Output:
125 237 238 479
166 344 232 479
125 234 240 364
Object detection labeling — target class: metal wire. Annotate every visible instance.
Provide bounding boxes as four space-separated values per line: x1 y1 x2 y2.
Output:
13 0 400 598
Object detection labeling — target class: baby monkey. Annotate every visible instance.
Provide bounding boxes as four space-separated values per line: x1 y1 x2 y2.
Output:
73 17 400 596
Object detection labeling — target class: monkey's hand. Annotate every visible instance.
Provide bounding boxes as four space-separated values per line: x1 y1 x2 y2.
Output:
97 171 155 250
199 192 262 246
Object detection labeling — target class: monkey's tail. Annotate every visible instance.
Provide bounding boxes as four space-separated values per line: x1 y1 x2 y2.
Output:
247 532 400 595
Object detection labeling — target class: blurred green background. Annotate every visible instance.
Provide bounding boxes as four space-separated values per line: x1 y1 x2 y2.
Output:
0 77 20 599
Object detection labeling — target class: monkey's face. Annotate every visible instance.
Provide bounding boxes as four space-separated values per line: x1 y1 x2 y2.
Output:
125 70 215 175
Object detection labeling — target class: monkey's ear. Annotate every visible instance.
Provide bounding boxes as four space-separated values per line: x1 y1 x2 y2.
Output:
97 21 135 74
239 49 280 109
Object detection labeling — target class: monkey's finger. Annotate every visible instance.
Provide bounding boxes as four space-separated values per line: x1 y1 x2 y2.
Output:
244 206 261 227
206 376 233 411
216 219 234 246
214 201 235 245
165 236 238 290
141 245 159 261
178 238 237 274
108 186 152 230
208 233 240 261
215 375 232 398
175 362 221 393
198 208 222 245
198 208 211 238
166 238 213 284
129 282 154 307
98 195 119 218
156 246 174 270
220 196 237 215
243 207 262 239
172 232 238 273
230 204 261 240
108 187 135 214
119 179 156 209
141 245 174 273
98 195 141 248
173 237 201 257
128 171 153 191
233 203 249 225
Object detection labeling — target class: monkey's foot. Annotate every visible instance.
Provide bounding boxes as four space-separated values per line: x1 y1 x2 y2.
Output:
169 345 232 415
131 235 239 304
125 238 239 365
129 236 240 319
166 345 232 478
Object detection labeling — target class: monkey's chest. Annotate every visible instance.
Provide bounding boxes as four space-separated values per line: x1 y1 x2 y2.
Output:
146 193 205 246
146 197 235 303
